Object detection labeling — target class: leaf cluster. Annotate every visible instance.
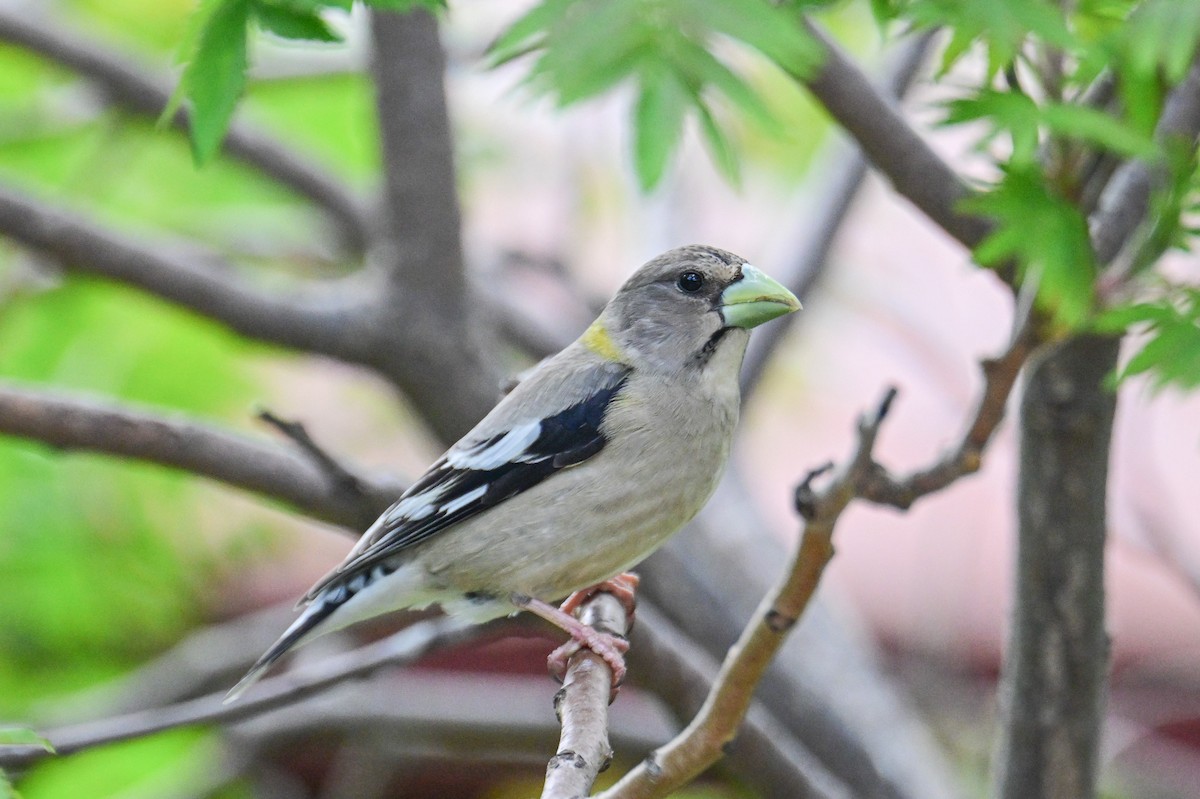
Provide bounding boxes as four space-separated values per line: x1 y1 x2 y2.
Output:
170 0 444 164
489 0 827 189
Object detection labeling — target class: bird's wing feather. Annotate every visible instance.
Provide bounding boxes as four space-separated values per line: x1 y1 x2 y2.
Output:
304 359 630 602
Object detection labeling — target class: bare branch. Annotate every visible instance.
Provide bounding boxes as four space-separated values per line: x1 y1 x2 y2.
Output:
541 593 627 799
0 616 478 770
799 24 994 251
368 8 468 305
1093 56 1200 278
0 381 400 529
257 408 372 501
858 322 1038 509
598 391 898 798
741 30 936 396
362 8 504 441
0 7 372 252
0 184 380 364
629 605 854 799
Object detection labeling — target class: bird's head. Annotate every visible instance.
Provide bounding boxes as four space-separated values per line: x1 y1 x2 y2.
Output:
583 245 801 374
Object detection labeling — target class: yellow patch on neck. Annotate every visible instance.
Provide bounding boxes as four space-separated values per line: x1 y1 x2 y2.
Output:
581 320 626 363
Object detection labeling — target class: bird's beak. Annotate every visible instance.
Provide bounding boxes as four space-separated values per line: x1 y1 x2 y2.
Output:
719 265 802 329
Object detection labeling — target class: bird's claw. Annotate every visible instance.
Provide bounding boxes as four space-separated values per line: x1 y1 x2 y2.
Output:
547 627 629 702
558 572 640 627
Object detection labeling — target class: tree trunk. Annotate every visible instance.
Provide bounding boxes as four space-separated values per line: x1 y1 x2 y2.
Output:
993 333 1120 799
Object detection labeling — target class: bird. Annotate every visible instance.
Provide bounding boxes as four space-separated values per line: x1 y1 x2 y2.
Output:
226 244 800 702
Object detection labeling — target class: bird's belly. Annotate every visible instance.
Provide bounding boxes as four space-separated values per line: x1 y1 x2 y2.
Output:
418 428 729 602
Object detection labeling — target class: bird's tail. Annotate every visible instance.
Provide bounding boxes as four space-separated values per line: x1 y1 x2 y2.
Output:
223 598 339 704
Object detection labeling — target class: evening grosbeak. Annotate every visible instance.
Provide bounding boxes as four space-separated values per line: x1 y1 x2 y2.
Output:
227 245 800 701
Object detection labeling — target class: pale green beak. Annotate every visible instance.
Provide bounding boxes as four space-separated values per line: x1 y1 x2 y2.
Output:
719 265 802 329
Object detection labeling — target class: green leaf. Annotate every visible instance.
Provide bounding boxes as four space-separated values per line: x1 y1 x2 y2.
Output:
695 99 741 185
488 0 573 67
687 0 821 77
0 726 55 752
1106 289 1200 391
364 0 447 11
632 64 690 189
179 0 252 164
672 38 784 136
1042 102 1159 159
252 2 341 41
942 89 1040 164
1 769 15 799
963 166 1097 327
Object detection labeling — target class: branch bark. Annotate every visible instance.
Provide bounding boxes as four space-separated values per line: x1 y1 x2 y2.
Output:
628 604 854 799
541 593 628 799
0 616 478 770
0 8 372 253
798 24 994 252
0 381 400 530
992 335 1119 799
364 8 502 441
992 52 1200 799
0 185 381 364
741 30 936 397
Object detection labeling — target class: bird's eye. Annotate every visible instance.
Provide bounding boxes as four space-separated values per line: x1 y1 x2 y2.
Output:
677 270 704 293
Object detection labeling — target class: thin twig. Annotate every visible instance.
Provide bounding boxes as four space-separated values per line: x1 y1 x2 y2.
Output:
541 593 628 799
0 7 372 252
858 322 1039 509
0 381 400 530
0 616 479 770
257 408 368 499
628 605 854 799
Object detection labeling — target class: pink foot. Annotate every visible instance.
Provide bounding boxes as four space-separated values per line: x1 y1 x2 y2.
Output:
512 575 641 700
558 572 640 625
546 626 630 686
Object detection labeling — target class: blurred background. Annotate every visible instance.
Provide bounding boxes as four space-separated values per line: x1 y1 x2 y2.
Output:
0 1 1198 797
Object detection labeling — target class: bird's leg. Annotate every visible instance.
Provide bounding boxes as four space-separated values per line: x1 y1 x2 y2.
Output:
557 572 640 624
512 582 636 694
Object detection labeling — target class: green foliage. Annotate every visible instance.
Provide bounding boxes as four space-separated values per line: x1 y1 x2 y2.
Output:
0 727 54 753
171 0 444 164
174 0 251 164
490 0 823 188
0 280 258 716
1099 288 1200 391
17 729 223 799
963 166 1096 327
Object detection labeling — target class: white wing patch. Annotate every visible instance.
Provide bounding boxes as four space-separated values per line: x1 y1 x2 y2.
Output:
440 483 487 515
386 482 448 525
446 420 542 470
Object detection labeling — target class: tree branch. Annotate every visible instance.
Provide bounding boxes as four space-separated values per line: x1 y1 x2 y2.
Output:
0 381 400 530
1093 56 1200 281
541 593 628 799
799 23 994 251
858 322 1038 509
992 335 1120 799
368 8 468 305
0 616 478 770
0 184 381 364
0 8 372 253
628 605 854 799
363 8 503 441
741 31 935 397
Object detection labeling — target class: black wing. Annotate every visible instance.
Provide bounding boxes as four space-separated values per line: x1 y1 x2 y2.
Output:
306 369 630 599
